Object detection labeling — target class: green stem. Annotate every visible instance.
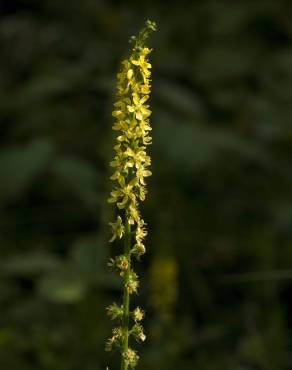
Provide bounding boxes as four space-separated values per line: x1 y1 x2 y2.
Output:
121 212 131 370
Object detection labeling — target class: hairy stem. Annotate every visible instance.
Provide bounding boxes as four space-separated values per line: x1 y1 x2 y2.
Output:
121 212 131 370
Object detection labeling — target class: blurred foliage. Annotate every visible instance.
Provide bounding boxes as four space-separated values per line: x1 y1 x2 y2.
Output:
1 0 292 369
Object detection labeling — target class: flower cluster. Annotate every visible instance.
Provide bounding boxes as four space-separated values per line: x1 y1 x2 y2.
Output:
108 50 154 252
106 20 156 369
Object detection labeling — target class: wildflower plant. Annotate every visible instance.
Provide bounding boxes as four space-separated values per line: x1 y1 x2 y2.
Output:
106 20 156 370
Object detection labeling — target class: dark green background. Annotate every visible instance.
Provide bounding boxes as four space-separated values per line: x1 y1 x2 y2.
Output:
1 1 292 369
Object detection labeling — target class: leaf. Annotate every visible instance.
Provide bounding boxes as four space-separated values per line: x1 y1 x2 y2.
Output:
70 235 106 275
1 252 61 276
155 120 270 172
38 268 87 303
260 50 292 101
0 140 54 205
51 157 99 208
194 42 260 84
70 235 120 288
15 76 70 107
155 79 202 117
37 235 119 303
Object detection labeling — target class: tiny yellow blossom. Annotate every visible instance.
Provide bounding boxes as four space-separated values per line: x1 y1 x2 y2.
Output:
116 255 129 271
109 216 124 242
133 307 144 322
123 348 139 368
131 323 146 342
131 50 152 82
127 93 151 121
131 243 146 259
105 327 123 352
106 303 123 320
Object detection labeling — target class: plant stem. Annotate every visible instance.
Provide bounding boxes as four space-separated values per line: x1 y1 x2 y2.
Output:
121 212 131 370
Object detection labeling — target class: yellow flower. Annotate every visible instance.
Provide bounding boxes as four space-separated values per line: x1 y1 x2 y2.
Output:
131 323 146 342
135 220 147 244
123 348 139 368
116 255 129 271
127 68 134 80
140 83 151 94
127 93 151 121
109 216 124 242
115 177 137 209
127 270 139 294
138 185 147 201
106 303 123 320
128 203 140 225
135 119 152 136
105 327 123 351
136 168 152 185
131 243 146 259
133 307 144 322
131 48 152 80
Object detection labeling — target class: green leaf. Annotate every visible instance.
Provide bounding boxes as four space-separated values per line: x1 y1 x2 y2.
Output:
194 42 260 84
155 120 270 172
0 140 54 204
156 79 202 117
38 268 87 303
51 157 99 208
70 235 106 274
2 252 61 276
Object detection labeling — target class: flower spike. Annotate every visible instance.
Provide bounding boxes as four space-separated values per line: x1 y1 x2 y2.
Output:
106 20 156 370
